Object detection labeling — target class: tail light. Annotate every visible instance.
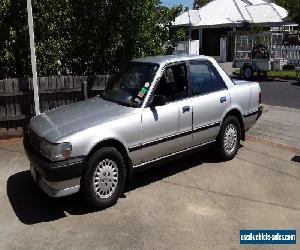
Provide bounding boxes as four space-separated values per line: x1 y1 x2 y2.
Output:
259 92 262 104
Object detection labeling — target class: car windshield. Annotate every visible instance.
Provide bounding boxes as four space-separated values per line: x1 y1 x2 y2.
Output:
101 62 159 107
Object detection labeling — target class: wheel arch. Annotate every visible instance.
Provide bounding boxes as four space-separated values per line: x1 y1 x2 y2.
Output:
84 139 133 184
222 108 245 141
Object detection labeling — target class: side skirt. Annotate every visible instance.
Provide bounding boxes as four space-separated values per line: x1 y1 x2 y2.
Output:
132 139 216 172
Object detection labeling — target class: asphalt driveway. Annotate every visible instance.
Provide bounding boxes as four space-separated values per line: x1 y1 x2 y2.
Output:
259 79 300 109
0 104 300 249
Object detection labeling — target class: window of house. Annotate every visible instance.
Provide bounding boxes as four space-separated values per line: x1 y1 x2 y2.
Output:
154 63 188 102
190 61 226 96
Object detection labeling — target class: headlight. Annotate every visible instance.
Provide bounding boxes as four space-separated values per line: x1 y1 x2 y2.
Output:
40 139 72 162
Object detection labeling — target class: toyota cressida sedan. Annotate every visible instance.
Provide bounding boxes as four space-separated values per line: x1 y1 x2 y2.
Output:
24 55 262 209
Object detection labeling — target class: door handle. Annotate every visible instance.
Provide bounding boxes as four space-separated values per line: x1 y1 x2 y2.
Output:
182 106 190 113
220 96 227 103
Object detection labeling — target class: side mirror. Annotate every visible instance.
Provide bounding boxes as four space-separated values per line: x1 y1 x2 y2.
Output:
151 95 166 107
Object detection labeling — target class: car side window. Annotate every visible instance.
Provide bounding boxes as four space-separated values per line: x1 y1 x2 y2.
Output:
190 61 226 96
154 63 188 103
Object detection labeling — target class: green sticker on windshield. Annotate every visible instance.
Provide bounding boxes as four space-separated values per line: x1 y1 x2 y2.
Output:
137 87 148 98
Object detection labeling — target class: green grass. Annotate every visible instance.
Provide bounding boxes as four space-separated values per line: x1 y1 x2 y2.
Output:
267 71 298 79
233 70 299 80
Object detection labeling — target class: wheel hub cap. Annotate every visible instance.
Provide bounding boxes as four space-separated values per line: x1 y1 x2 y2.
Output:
224 124 238 155
93 159 118 199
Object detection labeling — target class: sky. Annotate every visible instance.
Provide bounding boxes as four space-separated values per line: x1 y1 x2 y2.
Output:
161 0 193 9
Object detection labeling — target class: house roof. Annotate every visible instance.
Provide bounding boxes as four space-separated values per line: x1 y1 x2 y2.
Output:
173 0 288 27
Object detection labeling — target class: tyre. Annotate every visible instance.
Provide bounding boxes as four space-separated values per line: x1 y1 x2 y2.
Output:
257 71 261 78
82 147 126 210
243 66 254 80
216 116 241 161
262 71 267 79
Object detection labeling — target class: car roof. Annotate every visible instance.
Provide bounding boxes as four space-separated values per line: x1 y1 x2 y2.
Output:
131 55 211 65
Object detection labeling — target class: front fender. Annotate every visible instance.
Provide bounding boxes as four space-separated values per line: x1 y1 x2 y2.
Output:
59 111 142 165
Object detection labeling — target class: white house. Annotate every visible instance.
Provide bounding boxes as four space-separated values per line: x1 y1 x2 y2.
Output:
172 0 290 59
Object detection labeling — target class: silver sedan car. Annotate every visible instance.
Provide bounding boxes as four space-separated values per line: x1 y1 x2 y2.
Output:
24 55 262 209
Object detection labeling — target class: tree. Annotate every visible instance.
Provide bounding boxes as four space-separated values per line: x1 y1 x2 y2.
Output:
0 0 184 78
0 0 31 78
193 0 211 9
272 0 300 24
0 0 73 78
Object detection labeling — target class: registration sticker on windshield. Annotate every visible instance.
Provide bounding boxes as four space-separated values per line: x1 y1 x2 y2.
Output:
137 87 148 98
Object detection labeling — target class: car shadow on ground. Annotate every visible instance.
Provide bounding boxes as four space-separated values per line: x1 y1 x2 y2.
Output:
7 171 93 225
291 81 300 87
128 146 220 192
7 146 219 225
291 156 300 163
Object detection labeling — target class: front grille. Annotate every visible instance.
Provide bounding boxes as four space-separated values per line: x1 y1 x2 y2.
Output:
28 128 41 153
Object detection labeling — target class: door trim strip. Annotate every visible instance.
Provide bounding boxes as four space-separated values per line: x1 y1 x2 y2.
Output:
243 110 259 118
133 140 216 168
128 121 220 152
193 121 220 133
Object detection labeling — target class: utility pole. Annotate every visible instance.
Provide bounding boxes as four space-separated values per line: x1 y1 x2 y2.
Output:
27 0 40 115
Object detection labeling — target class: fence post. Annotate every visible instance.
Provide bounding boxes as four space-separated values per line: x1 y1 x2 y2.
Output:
82 80 88 100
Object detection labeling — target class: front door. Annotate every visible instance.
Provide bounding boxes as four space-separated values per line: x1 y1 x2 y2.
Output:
141 103 180 162
141 63 192 162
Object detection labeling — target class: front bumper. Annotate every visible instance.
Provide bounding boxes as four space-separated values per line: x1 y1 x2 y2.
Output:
24 138 85 197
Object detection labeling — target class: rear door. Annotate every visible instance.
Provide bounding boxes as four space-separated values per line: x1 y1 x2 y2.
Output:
188 60 230 146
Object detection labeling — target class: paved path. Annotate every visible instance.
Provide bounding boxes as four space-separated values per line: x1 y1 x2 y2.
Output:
248 105 300 150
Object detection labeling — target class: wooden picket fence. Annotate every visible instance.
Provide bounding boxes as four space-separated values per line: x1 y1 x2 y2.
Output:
274 45 300 64
0 75 109 138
